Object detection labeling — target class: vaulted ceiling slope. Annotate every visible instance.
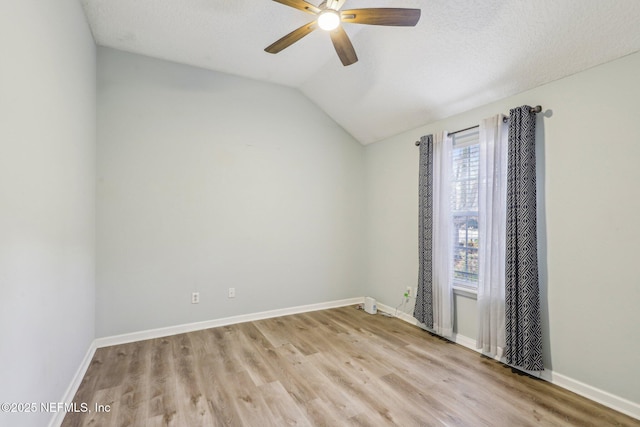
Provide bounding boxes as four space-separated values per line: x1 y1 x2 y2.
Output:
81 0 640 145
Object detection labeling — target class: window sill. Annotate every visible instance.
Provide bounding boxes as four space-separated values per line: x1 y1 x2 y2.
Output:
453 286 478 299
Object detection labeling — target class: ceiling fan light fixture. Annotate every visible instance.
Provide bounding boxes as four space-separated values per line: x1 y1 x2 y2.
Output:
266 1 422 66
317 10 340 31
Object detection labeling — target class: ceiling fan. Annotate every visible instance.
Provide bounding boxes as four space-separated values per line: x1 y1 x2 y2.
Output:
265 0 421 66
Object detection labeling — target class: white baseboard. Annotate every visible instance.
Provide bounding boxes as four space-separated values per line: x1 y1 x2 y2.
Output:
94 297 364 348
377 301 639 421
48 342 97 427
544 370 640 420
377 303 418 325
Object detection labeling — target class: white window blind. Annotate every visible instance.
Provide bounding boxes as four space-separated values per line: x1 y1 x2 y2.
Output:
451 130 480 287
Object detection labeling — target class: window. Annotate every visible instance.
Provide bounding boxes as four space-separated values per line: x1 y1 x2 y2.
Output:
451 130 479 288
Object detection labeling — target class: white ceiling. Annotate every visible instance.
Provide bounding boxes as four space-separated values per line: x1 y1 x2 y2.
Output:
80 0 640 145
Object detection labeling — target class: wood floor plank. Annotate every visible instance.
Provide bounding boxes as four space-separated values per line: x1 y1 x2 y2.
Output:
282 349 366 419
304 397 353 427
259 381 312 426
115 340 152 427
189 329 243 426
233 322 280 387
147 337 181 426
171 333 216 426
239 324 319 406
62 306 640 426
306 348 445 426
253 316 297 348
82 385 122 427
231 371 277 426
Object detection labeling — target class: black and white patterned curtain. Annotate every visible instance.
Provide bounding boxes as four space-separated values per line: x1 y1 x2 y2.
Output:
504 106 543 371
414 134 433 329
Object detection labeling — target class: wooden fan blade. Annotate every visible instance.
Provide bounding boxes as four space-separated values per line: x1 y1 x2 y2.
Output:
340 8 421 26
272 0 320 15
265 22 317 54
329 26 358 66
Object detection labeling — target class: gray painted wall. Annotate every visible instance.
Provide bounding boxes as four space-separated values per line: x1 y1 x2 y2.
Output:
96 48 366 337
364 52 640 404
0 1 96 426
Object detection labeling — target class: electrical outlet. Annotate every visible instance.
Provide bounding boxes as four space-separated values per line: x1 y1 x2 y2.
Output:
228 287 236 298
406 286 412 297
191 292 200 304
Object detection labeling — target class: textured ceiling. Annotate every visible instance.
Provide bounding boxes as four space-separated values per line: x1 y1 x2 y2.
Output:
80 0 640 145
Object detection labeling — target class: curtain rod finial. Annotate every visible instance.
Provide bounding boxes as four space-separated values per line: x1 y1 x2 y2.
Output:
415 140 420 146
531 105 542 114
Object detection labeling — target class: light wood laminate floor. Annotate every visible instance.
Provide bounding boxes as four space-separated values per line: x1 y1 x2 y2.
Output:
63 306 639 426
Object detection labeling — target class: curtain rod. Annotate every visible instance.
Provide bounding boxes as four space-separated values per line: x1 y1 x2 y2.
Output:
414 105 542 146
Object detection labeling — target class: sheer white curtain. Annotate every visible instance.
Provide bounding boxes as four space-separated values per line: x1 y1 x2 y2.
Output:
477 115 508 357
432 131 453 338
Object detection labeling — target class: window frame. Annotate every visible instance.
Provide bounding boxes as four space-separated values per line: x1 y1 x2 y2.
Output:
450 129 480 291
